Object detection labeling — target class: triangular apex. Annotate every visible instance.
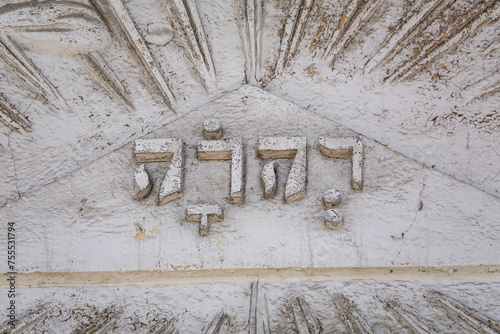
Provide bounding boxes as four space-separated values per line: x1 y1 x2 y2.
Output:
2 85 499 273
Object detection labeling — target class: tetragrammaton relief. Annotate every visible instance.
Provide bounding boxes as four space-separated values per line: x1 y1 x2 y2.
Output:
133 118 364 235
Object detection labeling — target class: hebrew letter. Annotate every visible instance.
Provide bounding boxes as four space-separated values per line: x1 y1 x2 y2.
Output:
318 136 364 190
186 203 223 236
134 138 184 204
258 136 307 203
198 137 245 204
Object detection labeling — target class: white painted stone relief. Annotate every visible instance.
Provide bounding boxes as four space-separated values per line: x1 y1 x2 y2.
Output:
323 188 343 229
0 0 499 208
0 0 167 111
323 188 341 208
324 208 343 230
260 160 278 199
133 163 152 199
319 136 364 191
134 138 184 205
198 124 245 205
258 136 307 203
186 203 224 236
137 120 364 232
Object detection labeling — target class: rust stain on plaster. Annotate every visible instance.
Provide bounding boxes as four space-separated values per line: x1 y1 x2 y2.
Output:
216 236 229 248
150 224 162 238
134 224 162 242
134 226 148 243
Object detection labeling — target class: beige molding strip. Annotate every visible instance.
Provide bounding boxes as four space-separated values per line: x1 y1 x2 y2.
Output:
2 266 499 288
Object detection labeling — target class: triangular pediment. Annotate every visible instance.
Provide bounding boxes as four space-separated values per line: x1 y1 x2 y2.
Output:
2 85 499 273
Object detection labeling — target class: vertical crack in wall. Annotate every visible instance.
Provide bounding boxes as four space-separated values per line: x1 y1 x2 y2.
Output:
393 163 426 265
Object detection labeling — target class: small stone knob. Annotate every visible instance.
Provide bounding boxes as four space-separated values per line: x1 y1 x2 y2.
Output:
325 209 343 230
323 188 341 208
203 118 223 139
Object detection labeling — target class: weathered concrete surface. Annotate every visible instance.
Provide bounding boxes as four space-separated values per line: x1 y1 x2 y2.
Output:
1 85 499 273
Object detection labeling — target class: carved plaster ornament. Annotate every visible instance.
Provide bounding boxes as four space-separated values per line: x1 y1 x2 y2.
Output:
323 188 341 208
318 136 364 230
202 118 223 139
164 0 216 90
0 1 138 110
0 1 112 57
134 164 153 200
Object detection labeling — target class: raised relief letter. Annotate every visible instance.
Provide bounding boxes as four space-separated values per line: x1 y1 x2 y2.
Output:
197 119 245 204
258 136 307 203
319 136 364 190
186 203 223 236
134 138 184 204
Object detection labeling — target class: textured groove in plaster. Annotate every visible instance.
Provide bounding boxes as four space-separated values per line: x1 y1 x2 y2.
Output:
90 0 176 107
0 34 64 109
236 0 264 84
274 0 315 77
165 0 217 89
388 0 500 83
323 0 380 68
3 281 500 333
0 94 30 133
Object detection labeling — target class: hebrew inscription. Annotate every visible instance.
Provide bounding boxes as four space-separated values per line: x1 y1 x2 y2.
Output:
202 118 223 139
134 138 184 205
323 188 341 208
258 136 307 203
132 123 365 233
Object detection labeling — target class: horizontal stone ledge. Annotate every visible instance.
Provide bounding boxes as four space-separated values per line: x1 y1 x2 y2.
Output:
2 265 499 287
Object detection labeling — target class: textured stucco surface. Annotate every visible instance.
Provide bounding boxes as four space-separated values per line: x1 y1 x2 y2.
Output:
1 279 500 333
0 1 499 332
0 0 499 207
